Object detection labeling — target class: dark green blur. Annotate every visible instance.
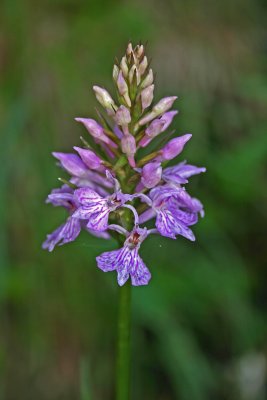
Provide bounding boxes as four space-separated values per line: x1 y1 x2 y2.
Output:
1 0 267 399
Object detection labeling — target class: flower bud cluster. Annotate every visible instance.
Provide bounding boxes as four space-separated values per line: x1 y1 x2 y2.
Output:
43 43 206 287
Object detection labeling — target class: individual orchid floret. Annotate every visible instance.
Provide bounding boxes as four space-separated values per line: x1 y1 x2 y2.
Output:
156 134 192 162
52 152 112 195
72 172 133 232
139 96 177 126
141 84 154 111
139 110 178 147
147 185 203 240
97 225 152 286
93 85 118 115
73 146 104 171
121 134 136 168
75 118 117 148
42 188 82 252
140 162 162 189
163 161 206 185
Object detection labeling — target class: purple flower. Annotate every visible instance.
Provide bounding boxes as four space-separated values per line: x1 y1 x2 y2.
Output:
139 110 178 148
73 172 133 231
52 151 112 194
147 185 204 240
96 226 151 286
75 118 117 148
156 134 192 162
163 161 206 185
74 146 104 171
42 188 81 251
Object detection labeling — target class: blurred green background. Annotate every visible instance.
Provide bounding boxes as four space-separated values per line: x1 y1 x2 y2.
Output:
1 0 267 399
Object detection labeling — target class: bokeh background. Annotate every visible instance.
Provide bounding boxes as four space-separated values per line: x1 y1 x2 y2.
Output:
1 0 267 399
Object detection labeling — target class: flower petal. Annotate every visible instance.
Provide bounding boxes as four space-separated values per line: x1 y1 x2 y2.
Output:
96 249 120 271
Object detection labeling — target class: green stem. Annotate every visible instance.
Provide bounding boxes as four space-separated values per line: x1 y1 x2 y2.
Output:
116 280 132 400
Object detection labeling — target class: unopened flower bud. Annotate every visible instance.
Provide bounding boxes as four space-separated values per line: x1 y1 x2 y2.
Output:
139 110 178 147
141 162 162 188
153 96 178 115
129 65 140 85
159 134 192 161
75 118 117 148
120 56 128 77
141 84 154 110
139 96 177 126
74 146 103 170
117 71 131 107
139 56 148 76
93 86 117 114
52 152 87 177
121 134 136 167
135 44 144 58
126 42 133 56
114 105 131 126
140 68 153 89
113 65 119 81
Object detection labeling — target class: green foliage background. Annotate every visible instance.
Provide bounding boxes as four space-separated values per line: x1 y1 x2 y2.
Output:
1 0 267 399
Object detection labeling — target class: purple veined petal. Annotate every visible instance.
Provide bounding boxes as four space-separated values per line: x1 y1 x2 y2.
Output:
75 187 104 207
170 187 204 214
42 225 63 252
73 146 103 170
42 217 81 252
96 249 120 272
131 258 151 286
173 219 195 241
171 209 199 226
163 161 206 184
52 153 88 177
155 210 177 239
46 189 77 210
88 229 111 239
59 217 82 245
86 208 110 231
139 208 156 224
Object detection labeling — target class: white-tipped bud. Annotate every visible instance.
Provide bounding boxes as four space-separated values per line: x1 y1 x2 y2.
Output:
93 86 117 114
135 45 144 58
117 71 131 107
153 96 177 115
112 65 119 81
128 65 140 85
141 84 154 110
117 70 128 95
140 68 154 89
139 56 148 76
120 56 128 77
126 42 133 56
